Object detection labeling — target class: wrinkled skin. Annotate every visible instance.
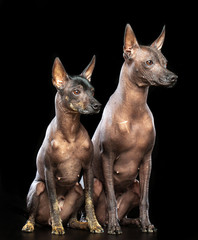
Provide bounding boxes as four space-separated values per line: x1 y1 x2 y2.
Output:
22 56 103 235
92 24 177 234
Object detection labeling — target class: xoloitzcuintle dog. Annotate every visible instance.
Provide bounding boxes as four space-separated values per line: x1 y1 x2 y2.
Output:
22 56 104 235
92 24 178 234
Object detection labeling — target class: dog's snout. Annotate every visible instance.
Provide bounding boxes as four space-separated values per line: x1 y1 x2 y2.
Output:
158 71 178 87
164 73 178 88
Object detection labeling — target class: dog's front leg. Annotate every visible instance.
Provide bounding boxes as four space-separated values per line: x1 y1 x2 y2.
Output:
83 164 104 233
139 154 156 233
102 151 122 234
44 162 65 235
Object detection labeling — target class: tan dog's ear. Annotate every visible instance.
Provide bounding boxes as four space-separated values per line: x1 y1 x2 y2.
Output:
52 57 69 90
123 24 140 60
151 26 165 50
80 55 96 82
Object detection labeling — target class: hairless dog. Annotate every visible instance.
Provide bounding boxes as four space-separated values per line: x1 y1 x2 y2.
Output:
92 24 177 234
22 56 103 235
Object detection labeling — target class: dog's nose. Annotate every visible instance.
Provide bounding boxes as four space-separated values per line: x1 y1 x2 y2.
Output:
169 74 178 83
92 102 102 111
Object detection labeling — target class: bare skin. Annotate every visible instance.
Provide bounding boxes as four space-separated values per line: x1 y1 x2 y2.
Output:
92 24 177 234
22 56 103 235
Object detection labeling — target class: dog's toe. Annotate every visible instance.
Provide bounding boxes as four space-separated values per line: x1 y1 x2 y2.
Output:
90 224 104 234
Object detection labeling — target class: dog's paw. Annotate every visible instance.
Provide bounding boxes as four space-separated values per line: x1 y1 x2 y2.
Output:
69 218 89 230
22 220 34 232
107 220 122 235
141 223 157 233
51 224 65 235
89 221 104 234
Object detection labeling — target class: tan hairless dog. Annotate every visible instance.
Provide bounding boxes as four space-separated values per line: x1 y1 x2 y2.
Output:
92 24 177 234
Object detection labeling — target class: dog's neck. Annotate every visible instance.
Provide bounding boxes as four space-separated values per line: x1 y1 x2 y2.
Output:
55 93 81 141
116 62 149 116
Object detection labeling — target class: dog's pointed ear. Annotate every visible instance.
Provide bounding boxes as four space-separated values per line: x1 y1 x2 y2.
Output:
52 57 69 90
80 55 96 82
151 25 166 50
123 24 139 60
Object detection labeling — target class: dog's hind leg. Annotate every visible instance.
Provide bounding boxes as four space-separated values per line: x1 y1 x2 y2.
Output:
69 209 89 231
22 179 45 232
68 185 89 231
117 180 140 227
68 181 103 233
59 183 88 231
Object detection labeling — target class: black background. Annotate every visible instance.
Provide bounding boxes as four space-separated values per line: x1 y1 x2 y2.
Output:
0 1 197 240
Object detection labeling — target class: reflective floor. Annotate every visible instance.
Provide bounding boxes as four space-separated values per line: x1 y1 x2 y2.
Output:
2 216 159 240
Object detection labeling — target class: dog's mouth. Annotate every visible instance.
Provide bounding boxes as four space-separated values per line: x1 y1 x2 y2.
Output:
166 80 177 88
158 78 177 88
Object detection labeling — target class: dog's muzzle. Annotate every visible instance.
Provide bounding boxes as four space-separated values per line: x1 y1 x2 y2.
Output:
159 73 178 88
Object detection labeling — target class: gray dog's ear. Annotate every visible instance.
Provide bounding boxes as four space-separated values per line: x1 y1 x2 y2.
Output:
151 26 166 50
52 57 69 90
80 55 96 82
123 24 140 60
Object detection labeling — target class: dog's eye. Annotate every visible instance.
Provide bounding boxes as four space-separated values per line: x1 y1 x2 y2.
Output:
146 60 153 66
72 89 81 96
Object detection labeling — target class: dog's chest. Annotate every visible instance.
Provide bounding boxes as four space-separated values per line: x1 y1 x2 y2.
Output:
51 139 82 159
114 115 155 151
49 137 91 184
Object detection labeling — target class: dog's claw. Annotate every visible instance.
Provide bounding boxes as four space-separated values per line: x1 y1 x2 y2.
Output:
108 224 122 235
108 228 122 235
51 225 65 235
22 220 34 233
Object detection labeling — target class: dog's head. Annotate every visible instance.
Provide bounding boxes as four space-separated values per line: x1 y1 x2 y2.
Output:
52 56 101 114
123 24 178 88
